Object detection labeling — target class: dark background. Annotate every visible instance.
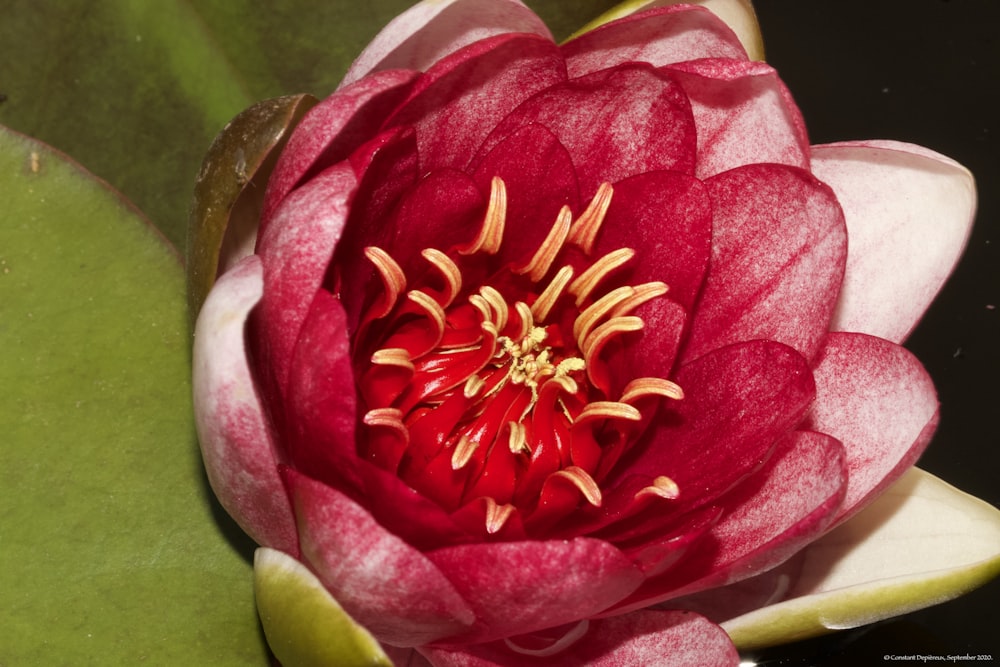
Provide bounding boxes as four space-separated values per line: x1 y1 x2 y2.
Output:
745 1 999 664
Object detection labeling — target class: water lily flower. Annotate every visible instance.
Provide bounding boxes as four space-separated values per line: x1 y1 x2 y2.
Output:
190 1 998 665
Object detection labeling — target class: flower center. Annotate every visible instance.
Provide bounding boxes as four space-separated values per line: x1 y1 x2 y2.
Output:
352 177 682 537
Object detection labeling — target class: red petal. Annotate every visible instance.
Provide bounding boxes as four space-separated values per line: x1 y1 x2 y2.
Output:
260 70 418 230
192 256 298 555
615 340 816 514
284 467 475 646
664 58 809 178
470 123 581 267
422 609 738 666
682 164 847 364
610 430 846 613
341 0 553 86
595 169 712 313
563 5 747 78
477 64 697 196
804 332 939 526
255 162 357 396
384 32 566 173
426 538 643 643
281 288 357 481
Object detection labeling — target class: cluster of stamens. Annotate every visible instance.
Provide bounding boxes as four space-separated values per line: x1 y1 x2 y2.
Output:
352 177 683 536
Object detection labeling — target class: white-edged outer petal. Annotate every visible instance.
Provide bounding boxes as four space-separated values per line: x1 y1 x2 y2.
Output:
812 140 976 343
192 255 297 554
254 548 393 667
723 468 1000 651
807 332 939 526
570 0 764 61
340 0 552 87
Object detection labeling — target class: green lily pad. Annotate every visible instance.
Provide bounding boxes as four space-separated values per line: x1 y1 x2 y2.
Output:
0 1 624 248
0 126 267 664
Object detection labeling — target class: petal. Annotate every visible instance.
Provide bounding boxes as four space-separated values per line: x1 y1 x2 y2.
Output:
340 0 553 87
811 140 976 343
281 288 357 484
254 548 393 667
261 70 419 229
192 255 297 554
664 58 809 178
426 539 643 643
612 431 846 614
722 468 1000 651
255 162 357 396
477 63 697 196
682 164 847 364
384 32 566 173
620 340 816 514
805 332 939 525
423 610 738 666
283 468 475 647
562 5 748 79
470 123 581 267
595 169 712 312
572 0 764 61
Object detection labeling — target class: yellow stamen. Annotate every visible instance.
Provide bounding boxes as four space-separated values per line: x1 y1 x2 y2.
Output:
512 301 534 341
407 290 447 349
620 377 684 403
480 286 509 332
363 408 409 442
530 265 574 323
566 182 614 255
610 281 669 318
507 421 530 455
364 246 407 318
484 497 516 534
635 475 681 501
574 401 642 426
572 285 635 344
421 248 462 307
451 435 478 470
370 347 414 372
568 248 635 306
582 315 643 363
460 176 506 255
550 466 603 507
464 375 486 399
515 205 572 281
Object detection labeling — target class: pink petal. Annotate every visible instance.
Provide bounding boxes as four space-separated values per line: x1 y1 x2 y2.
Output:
192 255 297 555
619 340 816 514
422 610 738 666
664 58 809 178
612 431 845 613
255 162 357 396
261 70 419 229
475 63 697 196
341 0 553 87
563 5 747 79
384 33 566 173
426 539 643 643
283 467 475 647
804 332 939 525
811 140 976 343
682 163 847 364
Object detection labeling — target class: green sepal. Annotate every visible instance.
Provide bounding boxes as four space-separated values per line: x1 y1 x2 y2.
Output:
254 548 394 667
